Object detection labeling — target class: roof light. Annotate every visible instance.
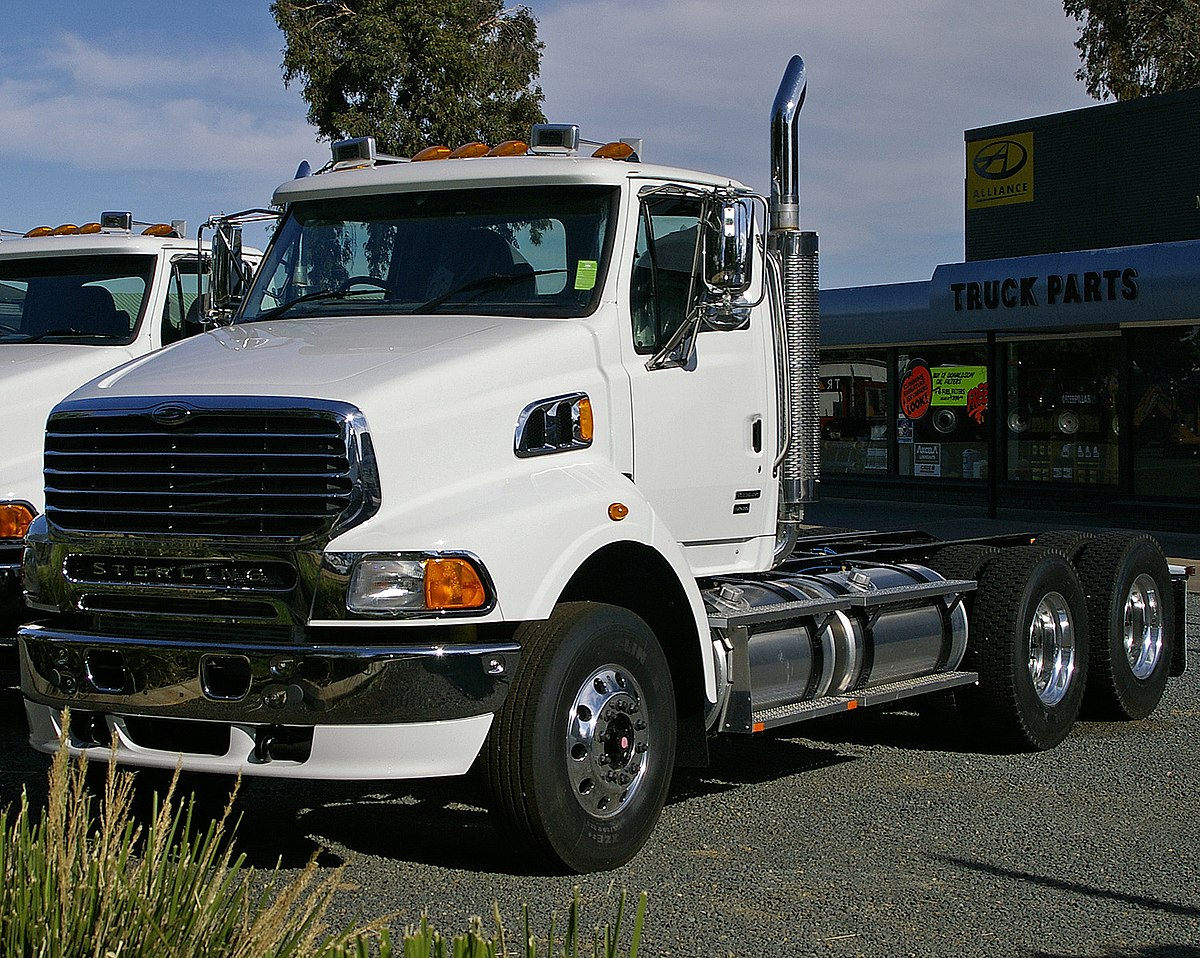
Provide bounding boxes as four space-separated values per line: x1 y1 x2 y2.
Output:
412 145 452 162
100 212 133 232
77 222 102 234
592 141 637 161
50 224 78 235
332 136 377 170
141 223 178 237
530 124 580 155
488 140 528 156
450 141 489 159
24 226 53 237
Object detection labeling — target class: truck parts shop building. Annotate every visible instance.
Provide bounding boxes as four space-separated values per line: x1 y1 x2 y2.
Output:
819 86 1200 522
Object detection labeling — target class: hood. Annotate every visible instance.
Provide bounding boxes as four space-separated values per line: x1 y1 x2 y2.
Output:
58 314 615 541
1 343 138 505
70 314 600 405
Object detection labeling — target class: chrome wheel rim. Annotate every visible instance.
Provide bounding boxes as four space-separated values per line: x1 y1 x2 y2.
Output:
1123 573 1164 680
1028 591 1076 707
566 665 650 820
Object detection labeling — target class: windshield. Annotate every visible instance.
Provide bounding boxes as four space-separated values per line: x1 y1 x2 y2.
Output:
0 254 155 344
240 184 618 323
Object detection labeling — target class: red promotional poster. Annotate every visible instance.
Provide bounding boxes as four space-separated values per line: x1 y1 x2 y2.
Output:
900 361 932 420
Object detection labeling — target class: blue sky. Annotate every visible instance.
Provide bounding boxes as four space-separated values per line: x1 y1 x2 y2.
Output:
0 1 1099 289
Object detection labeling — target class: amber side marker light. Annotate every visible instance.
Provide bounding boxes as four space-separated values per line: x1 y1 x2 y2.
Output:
0 504 36 540
578 396 594 442
608 503 629 522
424 558 487 610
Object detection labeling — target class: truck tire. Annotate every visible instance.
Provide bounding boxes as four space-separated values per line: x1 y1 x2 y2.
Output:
1032 530 1097 563
919 545 1000 723
1075 534 1174 720
927 544 1000 583
963 547 1089 751
482 602 677 873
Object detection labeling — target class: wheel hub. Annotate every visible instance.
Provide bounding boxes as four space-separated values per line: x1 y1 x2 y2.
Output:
1123 573 1164 680
566 666 650 820
1028 590 1077 707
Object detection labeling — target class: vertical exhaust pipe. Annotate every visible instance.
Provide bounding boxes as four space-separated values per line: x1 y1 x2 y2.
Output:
769 55 819 550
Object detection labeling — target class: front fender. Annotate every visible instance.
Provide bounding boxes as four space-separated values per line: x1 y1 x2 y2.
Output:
325 458 716 701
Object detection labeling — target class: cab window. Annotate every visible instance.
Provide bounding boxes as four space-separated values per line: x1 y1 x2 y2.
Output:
630 195 703 353
161 256 208 344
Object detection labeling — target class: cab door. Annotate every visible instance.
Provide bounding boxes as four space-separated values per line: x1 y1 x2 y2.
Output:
619 185 776 575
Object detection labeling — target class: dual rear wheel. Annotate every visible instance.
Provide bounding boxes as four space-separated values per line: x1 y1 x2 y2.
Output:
953 533 1174 750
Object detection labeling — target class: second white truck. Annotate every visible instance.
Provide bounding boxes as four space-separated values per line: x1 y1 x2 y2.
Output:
0 213 265 640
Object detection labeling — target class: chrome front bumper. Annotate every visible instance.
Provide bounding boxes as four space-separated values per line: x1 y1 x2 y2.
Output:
18 624 519 725
19 624 520 779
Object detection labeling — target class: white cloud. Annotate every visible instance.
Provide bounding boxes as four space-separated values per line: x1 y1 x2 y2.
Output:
533 0 1097 285
0 32 318 177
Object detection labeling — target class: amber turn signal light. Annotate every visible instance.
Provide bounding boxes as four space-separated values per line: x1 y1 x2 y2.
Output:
0 503 36 540
424 558 487 610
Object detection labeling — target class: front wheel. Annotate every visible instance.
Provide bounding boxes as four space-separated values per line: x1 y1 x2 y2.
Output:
482 602 676 873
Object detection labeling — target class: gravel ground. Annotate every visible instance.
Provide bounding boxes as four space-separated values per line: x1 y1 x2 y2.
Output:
2 601 1197 957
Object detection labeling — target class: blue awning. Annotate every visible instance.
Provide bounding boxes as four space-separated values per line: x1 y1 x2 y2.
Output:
822 238 1200 346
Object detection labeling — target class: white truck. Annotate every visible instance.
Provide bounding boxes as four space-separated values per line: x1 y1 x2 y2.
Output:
17 59 1187 872
0 212 267 641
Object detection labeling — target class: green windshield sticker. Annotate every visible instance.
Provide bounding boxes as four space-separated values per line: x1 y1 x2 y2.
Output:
574 260 598 291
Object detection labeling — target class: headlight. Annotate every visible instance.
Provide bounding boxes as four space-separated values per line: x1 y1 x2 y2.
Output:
347 554 490 615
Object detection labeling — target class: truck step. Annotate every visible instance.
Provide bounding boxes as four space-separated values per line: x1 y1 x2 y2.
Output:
740 670 978 733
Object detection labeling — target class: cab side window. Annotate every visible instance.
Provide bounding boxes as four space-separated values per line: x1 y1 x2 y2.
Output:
162 257 207 344
630 196 703 354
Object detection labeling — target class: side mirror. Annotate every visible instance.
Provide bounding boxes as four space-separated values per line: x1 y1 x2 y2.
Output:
208 222 245 322
703 196 754 296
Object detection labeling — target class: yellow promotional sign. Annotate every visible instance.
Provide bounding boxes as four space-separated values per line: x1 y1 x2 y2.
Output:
931 366 987 406
967 131 1034 210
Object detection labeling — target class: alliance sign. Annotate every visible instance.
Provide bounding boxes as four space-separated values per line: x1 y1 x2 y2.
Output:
967 132 1034 210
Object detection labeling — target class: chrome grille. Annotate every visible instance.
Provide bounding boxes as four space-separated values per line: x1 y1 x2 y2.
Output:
44 397 380 541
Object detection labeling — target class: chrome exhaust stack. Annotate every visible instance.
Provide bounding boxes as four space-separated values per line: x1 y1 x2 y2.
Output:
769 55 819 547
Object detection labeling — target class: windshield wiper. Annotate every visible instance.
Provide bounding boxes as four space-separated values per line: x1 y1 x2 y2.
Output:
13 327 125 344
410 269 565 314
246 287 385 323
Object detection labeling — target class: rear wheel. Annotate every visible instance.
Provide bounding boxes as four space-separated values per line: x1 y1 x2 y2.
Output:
964 547 1089 750
1032 530 1097 563
483 602 676 873
1076 533 1174 720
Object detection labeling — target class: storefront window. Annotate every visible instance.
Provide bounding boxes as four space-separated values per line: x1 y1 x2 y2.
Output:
1129 325 1200 500
1005 337 1118 485
819 349 889 475
896 345 988 479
